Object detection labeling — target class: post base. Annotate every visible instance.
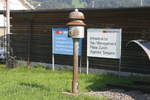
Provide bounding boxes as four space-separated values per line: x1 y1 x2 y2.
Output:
72 80 78 94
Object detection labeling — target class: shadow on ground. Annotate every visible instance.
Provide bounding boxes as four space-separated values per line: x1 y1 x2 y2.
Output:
19 82 61 92
85 74 150 100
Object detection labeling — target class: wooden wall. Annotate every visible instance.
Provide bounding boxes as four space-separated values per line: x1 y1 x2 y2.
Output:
10 8 150 74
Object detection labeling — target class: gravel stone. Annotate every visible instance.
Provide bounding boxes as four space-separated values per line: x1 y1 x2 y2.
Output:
83 89 150 100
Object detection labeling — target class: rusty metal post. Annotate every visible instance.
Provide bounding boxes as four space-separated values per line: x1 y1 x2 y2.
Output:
67 9 86 94
72 39 79 94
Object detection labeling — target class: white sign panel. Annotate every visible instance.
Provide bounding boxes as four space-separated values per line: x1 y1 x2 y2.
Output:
87 28 122 59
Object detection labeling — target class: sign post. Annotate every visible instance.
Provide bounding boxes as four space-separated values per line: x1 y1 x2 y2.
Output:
67 9 86 94
86 56 89 74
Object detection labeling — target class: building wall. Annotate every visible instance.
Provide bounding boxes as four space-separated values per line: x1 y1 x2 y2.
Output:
0 0 34 35
0 27 5 49
10 8 150 74
0 0 34 10
0 28 4 36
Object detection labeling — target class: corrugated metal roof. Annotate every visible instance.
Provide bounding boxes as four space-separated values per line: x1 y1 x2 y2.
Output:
127 40 150 60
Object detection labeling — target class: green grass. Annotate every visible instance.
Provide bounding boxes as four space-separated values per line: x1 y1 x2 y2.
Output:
0 64 149 100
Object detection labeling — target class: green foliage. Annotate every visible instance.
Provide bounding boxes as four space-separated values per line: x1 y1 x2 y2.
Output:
0 64 150 100
28 0 150 9
72 0 87 8
0 65 108 100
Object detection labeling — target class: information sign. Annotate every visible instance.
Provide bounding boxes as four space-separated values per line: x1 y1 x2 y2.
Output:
52 28 82 55
87 28 122 59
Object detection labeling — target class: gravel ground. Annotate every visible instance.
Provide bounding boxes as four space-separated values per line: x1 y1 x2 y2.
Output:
83 89 150 100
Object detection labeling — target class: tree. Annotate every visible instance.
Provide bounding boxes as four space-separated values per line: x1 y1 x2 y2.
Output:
28 0 150 9
72 0 87 8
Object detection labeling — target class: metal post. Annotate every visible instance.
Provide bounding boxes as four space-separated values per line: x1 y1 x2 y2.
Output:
86 57 89 74
67 9 86 94
118 29 122 77
79 55 82 73
141 0 143 6
52 29 55 71
92 0 95 8
118 57 122 78
3 16 6 56
52 54 55 71
72 38 79 94
6 0 11 67
27 22 32 66
6 0 10 36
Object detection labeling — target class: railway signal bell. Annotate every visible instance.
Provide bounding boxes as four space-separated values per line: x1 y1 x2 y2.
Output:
67 9 86 94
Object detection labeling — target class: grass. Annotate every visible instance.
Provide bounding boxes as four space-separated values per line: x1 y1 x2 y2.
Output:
0 64 149 100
